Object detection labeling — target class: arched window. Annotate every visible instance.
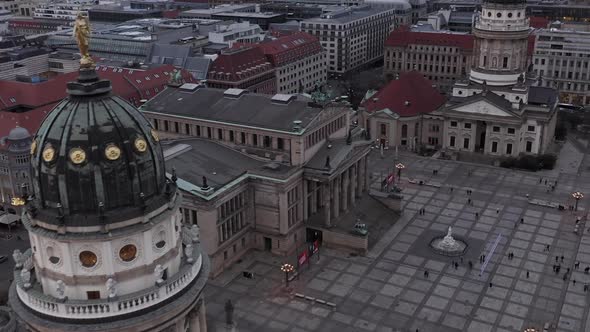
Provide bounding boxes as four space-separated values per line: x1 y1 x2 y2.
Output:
401 124 408 138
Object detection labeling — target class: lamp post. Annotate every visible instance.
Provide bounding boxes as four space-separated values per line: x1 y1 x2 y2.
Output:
281 263 294 288
395 163 405 183
572 191 584 211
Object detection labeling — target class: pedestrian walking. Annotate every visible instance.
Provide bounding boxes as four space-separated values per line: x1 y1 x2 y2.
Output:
573 279 577 285
539 177 542 184
424 270 429 278
546 244 550 251
575 262 580 269
454 262 459 269
567 267 571 274
468 261 473 269
496 209 499 214
520 218 524 224
526 271 530 278
585 267 590 274
584 284 589 292
475 212 479 218
561 255 564 262
556 256 559 262
563 273 568 281
489 282 493 288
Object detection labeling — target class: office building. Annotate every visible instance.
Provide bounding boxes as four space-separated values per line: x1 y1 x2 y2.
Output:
301 5 397 75
258 32 327 94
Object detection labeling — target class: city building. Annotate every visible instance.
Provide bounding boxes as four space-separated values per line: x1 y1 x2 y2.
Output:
8 66 209 332
141 84 372 276
206 46 276 94
300 5 397 75
8 17 67 34
440 0 558 156
88 6 164 23
365 0 422 23
383 26 474 93
0 126 33 215
417 9 475 32
33 0 93 22
46 19 220 62
360 71 446 150
178 4 256 19
532 26 590 105
207 21 265 47
0 48 79 81
258 32 327 94
211 11 286 30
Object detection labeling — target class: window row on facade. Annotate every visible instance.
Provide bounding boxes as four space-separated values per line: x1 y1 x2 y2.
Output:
304 115 346 149
152 119 287 151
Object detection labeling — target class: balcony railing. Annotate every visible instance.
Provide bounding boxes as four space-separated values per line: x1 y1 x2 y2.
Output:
15 250 202 320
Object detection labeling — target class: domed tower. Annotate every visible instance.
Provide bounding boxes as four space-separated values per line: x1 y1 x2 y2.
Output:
8 67 209 331
4 126 32 212
470 0 530 86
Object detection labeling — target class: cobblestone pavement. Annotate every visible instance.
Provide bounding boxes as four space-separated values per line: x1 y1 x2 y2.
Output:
205 149 590 332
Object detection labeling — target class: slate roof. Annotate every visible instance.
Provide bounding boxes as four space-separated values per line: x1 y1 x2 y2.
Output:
528 86 558 106
258 32 322 66
362 71 447 117
0 64 195 140
385 26 474 50
142 87 323 133
164 138 293 191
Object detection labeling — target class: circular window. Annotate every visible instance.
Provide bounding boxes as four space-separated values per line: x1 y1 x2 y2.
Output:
508 12 513 18
497 12 502 18
49 256 60 264
79 251 98 268
458 90 463 95
155 240 166 249
487 11 491 17
119 244 137 262
516 96 520 100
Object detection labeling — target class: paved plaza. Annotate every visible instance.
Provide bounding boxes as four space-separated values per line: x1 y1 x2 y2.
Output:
205 147 590 332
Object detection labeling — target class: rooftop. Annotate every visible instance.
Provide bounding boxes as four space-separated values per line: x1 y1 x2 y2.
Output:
258 32 322 65
363 71 447 117
385 26 474 50
164 138 293 193
208 46 272 81
304 5 395 24
141 86 324 133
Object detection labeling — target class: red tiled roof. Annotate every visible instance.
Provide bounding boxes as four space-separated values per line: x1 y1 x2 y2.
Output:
385 27 474 51
0 64 194 139
258 32 323 66
363 71 446 117
529 16 550 29
207 46 272 81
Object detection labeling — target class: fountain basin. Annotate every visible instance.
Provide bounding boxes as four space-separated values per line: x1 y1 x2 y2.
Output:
429 236 468 257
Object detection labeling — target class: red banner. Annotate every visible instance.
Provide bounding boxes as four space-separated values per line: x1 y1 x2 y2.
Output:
386 173 395 185
298 250 308 266
313 240 320 253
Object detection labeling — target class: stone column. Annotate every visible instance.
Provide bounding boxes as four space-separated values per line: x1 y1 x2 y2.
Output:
303 179 309 221
341 171 349 212
356 160 362 197
188 308 201 332
199 299 207 332
350 166 356 206
311 181 318 214
363 156 369 192
333 176 340 219
324 181 331 227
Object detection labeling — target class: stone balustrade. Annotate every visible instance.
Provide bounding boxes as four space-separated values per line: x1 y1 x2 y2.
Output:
15 253 202 320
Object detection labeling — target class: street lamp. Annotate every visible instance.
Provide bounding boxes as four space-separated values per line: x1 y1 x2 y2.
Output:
281 263 294 287
572 191 584 211
395 163 405 181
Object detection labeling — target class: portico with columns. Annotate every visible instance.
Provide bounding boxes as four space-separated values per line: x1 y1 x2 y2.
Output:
303 140 371 228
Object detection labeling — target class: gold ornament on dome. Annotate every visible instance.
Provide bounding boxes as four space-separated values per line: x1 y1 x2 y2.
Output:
42 145 56 163
151 129 159 142
134 138 147 153
73 13 94 68
79 250 98 268
119 244 138 262
104 144 121 161
69 148 86 165
30 140 37 155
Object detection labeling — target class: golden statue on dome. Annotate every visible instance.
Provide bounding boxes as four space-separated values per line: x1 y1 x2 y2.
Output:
73 12 94 68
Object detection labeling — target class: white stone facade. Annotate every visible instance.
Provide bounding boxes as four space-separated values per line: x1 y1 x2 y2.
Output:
276 51 327 94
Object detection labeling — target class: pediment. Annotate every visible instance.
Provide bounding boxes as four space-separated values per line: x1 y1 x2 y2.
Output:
449 100 517 118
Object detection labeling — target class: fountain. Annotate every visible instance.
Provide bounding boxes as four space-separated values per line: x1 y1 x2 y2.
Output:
429 226 468 256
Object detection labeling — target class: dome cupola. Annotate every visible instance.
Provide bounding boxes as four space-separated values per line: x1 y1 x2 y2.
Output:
29 68 170 230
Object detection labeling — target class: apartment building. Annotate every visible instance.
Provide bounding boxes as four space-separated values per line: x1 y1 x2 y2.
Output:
383 26 474 93
206 46 276 94
532 27 590 105
258 32 327 94
300 5 397 75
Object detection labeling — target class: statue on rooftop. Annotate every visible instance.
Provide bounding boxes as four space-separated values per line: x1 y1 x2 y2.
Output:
73 12 94 68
